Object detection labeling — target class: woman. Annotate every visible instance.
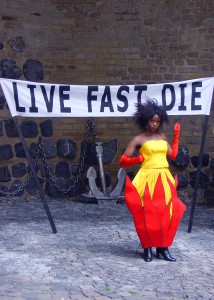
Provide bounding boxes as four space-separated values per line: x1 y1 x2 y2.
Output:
120 98 186 262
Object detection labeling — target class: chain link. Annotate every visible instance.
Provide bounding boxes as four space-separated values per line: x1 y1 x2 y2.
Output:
0 172 31 197
0 143 41 196
41 118 99 193
0 118 99 196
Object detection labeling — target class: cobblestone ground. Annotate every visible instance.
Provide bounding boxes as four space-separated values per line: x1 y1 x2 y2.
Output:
0 197 213 300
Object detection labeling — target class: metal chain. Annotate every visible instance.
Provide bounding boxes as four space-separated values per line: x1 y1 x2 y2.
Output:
0 143 41 197
0 118 99 196
39 118 99 194
0 172 31 197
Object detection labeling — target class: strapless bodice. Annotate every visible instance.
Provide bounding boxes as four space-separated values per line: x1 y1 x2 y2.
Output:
139 140 169 169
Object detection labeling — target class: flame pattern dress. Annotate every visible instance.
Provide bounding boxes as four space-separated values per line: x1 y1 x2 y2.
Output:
124 140 186 248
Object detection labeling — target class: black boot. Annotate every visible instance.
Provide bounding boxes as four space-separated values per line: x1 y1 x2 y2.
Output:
143 247 153 262
156 247 176 262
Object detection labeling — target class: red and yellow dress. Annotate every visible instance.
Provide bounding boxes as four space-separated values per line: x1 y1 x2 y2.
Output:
124 140 186 248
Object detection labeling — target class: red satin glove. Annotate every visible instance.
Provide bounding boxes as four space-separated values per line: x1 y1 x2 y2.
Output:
169 122 180 160
120 153 144 167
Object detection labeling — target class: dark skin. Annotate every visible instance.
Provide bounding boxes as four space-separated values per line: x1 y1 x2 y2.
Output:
123 114 173 158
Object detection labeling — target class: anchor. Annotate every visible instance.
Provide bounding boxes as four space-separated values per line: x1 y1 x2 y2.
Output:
83 141 126 204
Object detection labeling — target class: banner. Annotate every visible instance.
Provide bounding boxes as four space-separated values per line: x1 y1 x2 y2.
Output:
0 77 213 117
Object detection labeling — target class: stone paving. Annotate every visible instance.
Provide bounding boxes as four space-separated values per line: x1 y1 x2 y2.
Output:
0 196 213 300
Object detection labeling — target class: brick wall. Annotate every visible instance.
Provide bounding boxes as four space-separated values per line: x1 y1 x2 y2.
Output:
0 0 214 201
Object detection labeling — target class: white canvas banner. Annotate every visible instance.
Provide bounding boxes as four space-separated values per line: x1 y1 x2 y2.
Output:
0 77 213 117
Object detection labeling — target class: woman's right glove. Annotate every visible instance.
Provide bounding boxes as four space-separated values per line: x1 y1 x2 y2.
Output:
120 153 144 167
169 122 180 160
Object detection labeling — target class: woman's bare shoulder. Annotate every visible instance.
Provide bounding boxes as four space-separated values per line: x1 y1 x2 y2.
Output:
160 132 167 141
133 132 147 144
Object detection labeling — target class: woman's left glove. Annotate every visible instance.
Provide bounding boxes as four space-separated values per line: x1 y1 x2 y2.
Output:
169 122 180 159
120 154 144 167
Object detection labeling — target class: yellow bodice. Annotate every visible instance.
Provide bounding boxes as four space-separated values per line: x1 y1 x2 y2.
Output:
139 140 169 169
133 140 174 208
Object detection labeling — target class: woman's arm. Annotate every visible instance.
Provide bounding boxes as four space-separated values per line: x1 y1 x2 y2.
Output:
120 135 144 167
123 135 141 156
167 123 180 159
